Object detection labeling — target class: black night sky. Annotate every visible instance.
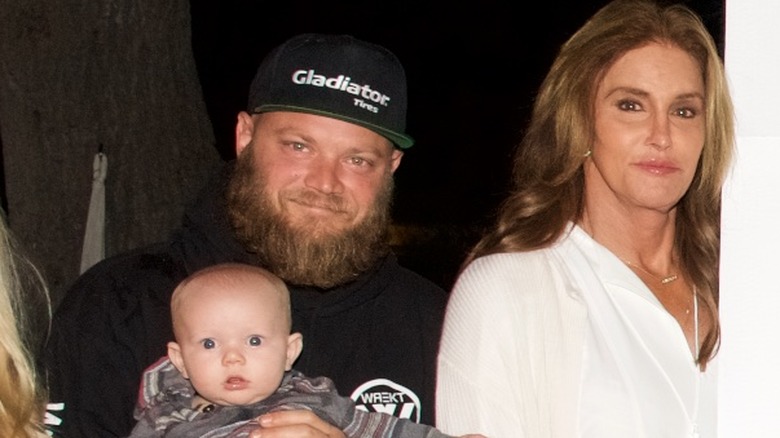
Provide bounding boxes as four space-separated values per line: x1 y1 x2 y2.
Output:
189 0 725 287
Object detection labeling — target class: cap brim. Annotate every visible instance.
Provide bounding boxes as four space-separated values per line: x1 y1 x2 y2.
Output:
253 104 414 149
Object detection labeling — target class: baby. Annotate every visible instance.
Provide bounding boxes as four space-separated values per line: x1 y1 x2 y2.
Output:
128 263 479 438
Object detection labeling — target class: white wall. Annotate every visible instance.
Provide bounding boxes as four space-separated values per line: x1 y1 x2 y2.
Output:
719 1 780 435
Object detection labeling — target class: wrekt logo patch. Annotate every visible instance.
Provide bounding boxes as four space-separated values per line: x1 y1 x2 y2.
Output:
350 378 422 423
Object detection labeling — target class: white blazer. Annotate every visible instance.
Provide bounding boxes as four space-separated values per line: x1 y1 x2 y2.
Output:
436 224 716 438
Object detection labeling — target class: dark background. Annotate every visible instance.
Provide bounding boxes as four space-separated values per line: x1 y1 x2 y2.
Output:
189 0 725 289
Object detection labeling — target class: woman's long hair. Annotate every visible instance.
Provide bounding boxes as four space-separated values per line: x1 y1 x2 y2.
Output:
0 213 51 438
465 0 735 367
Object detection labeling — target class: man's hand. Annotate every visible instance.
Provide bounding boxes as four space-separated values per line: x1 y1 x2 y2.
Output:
248 409 346 438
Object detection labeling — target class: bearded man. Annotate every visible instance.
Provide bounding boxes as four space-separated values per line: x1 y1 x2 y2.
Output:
44 34 447 438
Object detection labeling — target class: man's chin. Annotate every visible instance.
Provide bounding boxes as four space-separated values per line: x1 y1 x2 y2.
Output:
293 228 348 243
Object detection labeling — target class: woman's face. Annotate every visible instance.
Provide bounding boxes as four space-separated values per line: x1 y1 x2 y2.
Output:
585 42 705 215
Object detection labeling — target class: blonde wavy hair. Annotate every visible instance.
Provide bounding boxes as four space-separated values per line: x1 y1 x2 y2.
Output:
466 0 734 367
0 213 50 438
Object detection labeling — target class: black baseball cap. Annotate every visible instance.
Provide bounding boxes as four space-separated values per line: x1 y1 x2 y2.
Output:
247 33 414 149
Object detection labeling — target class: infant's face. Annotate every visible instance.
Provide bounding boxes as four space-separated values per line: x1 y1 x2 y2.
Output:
171 277 296 406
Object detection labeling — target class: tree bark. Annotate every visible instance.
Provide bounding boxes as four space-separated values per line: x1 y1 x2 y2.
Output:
0 0 221 308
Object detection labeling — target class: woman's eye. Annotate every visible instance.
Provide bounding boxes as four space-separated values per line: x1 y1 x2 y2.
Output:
617 99 642 112
674 107 697 118
248 336 262 347
201 338 216 349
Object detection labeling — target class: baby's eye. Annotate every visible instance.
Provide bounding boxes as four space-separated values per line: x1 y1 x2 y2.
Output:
248 336 262 347
201 338 216 349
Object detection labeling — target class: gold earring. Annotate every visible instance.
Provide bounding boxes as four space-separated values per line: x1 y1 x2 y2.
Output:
583 150 592 158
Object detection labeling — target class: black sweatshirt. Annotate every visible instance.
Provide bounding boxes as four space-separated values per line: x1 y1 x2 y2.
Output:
44 162 448 438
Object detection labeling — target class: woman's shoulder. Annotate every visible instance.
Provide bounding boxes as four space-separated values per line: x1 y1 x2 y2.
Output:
445 249 584 338
461 249 557 281
450 250 562 305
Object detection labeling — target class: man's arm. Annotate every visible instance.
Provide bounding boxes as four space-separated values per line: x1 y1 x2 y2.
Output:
44 252 180 437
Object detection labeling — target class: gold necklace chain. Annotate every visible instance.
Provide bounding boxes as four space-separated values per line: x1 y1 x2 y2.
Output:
623 259 679 284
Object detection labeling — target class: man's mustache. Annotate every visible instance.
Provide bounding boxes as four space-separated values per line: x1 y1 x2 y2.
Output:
285 190 349 214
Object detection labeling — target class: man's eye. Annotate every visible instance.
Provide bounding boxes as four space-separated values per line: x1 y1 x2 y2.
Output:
202 338 216 349
349 156 376 168
248 336 262 347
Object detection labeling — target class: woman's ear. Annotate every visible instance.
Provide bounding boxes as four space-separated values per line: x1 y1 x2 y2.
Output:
235 111 255 156
285 332 303 370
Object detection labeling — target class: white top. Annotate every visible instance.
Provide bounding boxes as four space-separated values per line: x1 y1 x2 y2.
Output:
436 224 717 438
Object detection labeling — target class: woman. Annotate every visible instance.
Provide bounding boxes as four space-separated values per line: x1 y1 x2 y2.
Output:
0 213 51 438
436 0 734 437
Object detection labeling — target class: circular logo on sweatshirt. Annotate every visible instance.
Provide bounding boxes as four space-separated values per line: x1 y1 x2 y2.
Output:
349 378 421 423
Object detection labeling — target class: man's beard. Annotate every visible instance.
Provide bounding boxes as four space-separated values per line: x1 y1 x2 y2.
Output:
226 147 394 289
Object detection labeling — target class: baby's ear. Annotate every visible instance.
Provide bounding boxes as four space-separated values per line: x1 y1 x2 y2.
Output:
167 341 190 379
285 333 303 370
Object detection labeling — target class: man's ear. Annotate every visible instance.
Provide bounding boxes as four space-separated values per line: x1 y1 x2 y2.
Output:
235 111 255 157
390 149 404 173
285 332 303 371
167 341 190 379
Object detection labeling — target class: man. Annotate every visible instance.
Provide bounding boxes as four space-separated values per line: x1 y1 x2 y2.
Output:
45 33 448 438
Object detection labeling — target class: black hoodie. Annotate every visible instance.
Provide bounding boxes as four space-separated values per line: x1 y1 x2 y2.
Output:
44 162 448 438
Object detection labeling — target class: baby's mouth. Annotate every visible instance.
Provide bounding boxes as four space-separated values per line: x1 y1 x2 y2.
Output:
224 376 248 389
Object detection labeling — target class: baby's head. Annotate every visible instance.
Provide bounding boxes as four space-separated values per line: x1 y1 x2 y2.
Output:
167 263 302 406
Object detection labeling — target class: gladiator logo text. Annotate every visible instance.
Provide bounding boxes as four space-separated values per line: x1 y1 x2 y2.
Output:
291 69 391 114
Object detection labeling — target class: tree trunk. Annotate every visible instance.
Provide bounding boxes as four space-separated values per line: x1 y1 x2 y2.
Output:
0 0 221 308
